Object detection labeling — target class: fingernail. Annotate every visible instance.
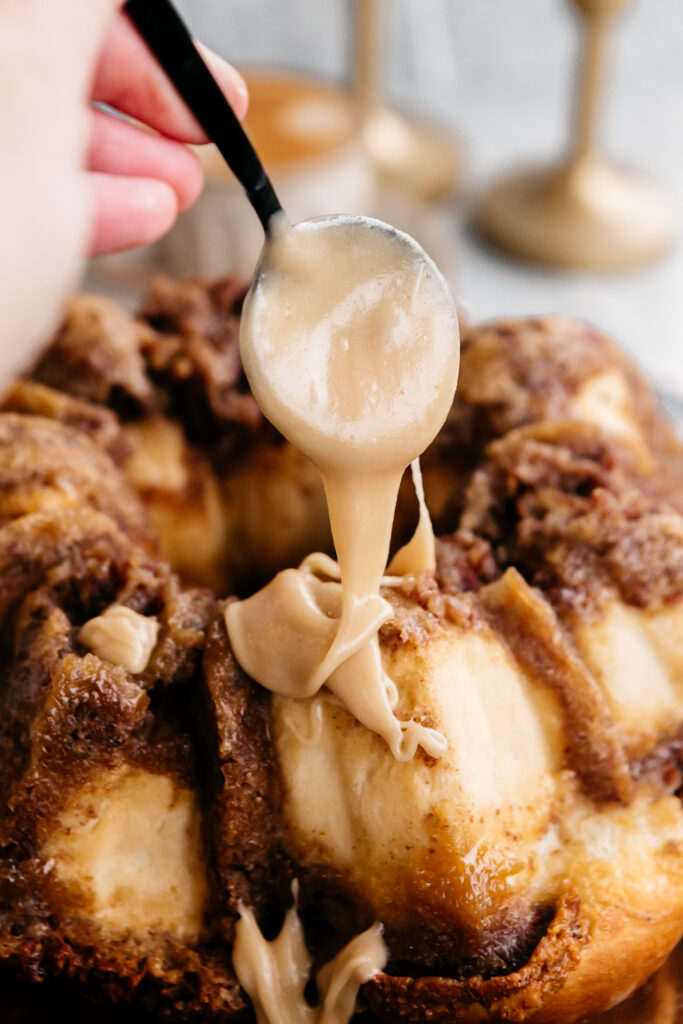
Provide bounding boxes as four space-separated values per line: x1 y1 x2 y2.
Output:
233 70 249 119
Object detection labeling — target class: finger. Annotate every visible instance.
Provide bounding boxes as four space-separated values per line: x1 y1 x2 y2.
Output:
88 172 178 256
92 12 248 143
87 108 203 212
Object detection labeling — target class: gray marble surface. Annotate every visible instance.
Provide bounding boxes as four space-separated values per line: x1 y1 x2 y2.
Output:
97 1 683 393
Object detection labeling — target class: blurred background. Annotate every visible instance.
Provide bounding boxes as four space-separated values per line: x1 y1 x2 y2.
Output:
89 0 683 412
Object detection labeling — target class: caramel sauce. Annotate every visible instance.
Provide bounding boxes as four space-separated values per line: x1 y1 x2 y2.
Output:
225 212 459 1022
79 605 159 675
202 72 357 177
226 214 459 760
233 885 387 1024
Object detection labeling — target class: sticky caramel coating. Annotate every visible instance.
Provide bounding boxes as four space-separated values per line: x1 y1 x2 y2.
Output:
420 315 683 533
0 416 285 1018
3 281 683 1023
28 289 683 596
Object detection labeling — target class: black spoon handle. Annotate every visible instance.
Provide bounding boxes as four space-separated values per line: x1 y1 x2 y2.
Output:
124 0 283 232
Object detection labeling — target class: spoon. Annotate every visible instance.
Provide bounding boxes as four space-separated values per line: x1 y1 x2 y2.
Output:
123 0 453 303
127 0 460 739
124 0 283 232
124 0 459 602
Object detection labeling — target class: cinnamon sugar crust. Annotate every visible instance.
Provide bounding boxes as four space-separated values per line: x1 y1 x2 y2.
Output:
0 417 284 1019
437 316 681 470
28 288 683 597
32 294 157 416
199 611 291 936
139 276 266 465
2 380 129 464
459 421 683 616
0 289 681 1021
366 893 588 1023
478 568 633 804
0 413 154 551
421 316 683 533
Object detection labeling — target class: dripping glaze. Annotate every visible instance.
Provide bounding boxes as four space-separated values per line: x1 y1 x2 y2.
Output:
226 215 459 759
225 214 459 1022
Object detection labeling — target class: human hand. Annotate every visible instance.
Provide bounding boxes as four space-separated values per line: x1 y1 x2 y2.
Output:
88 11 248 255
0 0 247 381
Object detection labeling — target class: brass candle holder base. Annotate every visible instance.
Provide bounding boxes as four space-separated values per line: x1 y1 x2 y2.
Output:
476 155 675 272
363 106 462 203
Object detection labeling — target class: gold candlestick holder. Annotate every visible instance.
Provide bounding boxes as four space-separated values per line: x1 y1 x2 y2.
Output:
354 0 461 202
475 0 675 272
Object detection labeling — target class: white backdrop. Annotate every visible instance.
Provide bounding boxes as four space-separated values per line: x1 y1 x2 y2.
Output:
167 1 683 389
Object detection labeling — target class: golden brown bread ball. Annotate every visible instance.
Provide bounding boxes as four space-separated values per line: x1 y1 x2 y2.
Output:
0 415 282 1019
25 285 683 598
1 279 681 1022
